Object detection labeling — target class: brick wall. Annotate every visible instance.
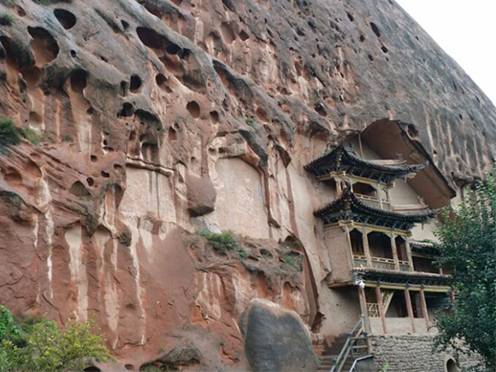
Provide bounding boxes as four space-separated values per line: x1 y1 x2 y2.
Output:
369 335 483 372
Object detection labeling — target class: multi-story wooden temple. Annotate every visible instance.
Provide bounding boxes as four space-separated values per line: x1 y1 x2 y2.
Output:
306 121 455 346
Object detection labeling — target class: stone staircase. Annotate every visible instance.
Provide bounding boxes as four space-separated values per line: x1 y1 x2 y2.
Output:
314 320 371 372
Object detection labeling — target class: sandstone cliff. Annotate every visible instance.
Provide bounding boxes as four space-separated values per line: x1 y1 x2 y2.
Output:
0 0 495 370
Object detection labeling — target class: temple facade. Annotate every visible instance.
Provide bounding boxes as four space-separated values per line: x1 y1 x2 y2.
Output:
306 120 473 371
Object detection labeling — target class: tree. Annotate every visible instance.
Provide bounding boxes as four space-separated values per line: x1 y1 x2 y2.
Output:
0 305 111 371
435 174 496 370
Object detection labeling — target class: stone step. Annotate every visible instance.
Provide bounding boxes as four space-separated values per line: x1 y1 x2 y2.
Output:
352 344 368 350
319 355 338 360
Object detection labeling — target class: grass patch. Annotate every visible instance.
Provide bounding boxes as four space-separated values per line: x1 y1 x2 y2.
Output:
199 229 247 258
282 253 302 271
245 117 257 129
0 117 42 147
32 0 59 5
0 13 14 26
18 127 41 145
0 117 21 146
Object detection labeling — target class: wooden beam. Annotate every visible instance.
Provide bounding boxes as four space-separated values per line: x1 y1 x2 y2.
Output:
419 287 430 329
336 178 343 197
358 286 370 333
375 285 387 334
362 230 372 267
405 239 414 272
404 288 416 333
334 221 410 237
364 282 450 292
391 235 400 271
358 133 364 158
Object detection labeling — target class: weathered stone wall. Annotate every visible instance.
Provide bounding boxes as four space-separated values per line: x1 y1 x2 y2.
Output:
0 0 496 369
370 335 484 372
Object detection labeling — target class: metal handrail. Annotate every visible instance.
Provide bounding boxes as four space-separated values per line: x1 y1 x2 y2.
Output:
330 318 364 372
349 354 373 372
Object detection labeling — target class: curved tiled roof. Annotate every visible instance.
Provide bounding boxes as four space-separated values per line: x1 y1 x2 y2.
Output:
314 187 434 230
305 144 427 184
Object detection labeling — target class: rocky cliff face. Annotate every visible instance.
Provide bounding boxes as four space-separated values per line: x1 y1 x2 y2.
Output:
0 0 495 369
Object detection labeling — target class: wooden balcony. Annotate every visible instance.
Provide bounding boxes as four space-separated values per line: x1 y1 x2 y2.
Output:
353 255 410 272
354 193 392 211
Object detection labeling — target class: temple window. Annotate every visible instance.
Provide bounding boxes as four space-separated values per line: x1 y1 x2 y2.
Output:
367 232 392 258
367 232 395 270
350 229 364 255
352 182 377 199
395 236 410 271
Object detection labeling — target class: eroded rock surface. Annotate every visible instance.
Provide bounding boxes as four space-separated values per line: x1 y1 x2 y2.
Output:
0 0 495 369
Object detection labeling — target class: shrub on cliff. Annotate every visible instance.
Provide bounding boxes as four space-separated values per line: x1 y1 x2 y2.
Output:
198 229 247 258
0 117 41 148
0 117 22 147
0 13 14 26
434 173 496 370
0 305 111 371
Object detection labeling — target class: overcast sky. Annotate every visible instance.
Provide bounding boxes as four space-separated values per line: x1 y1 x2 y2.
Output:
396 0 496 105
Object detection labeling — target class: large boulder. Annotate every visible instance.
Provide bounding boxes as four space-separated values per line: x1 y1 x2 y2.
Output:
186 174 216 217
240 299 318 372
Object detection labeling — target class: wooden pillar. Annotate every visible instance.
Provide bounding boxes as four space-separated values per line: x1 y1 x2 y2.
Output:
358 133 364 158
336 178 342 197
405 239 414 272
404 288 416 333
390 235 400 271
358 285 370 333
375 285 387 334
419 287 430 329
385 187 391 203
362 230 372 267
378 186 384 210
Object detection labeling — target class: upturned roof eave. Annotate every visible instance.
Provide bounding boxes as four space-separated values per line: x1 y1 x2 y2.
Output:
305 144 427 180
314 188 435 224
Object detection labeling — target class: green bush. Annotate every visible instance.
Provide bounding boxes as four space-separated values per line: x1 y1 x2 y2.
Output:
33 0 57 5
0 117 41 147
0 13 14 26
18 127 41 145
199 229 247 258
434 172 496 369
245 117 257 129
0 305 111 372
282 253 302 271
0 117 21 146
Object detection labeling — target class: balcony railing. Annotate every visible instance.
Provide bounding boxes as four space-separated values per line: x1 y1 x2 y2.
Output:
355 194 392 211
353 255 411 272
399 261 410 271
353 255 368 268
366 303 380 317
371 257 396 271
